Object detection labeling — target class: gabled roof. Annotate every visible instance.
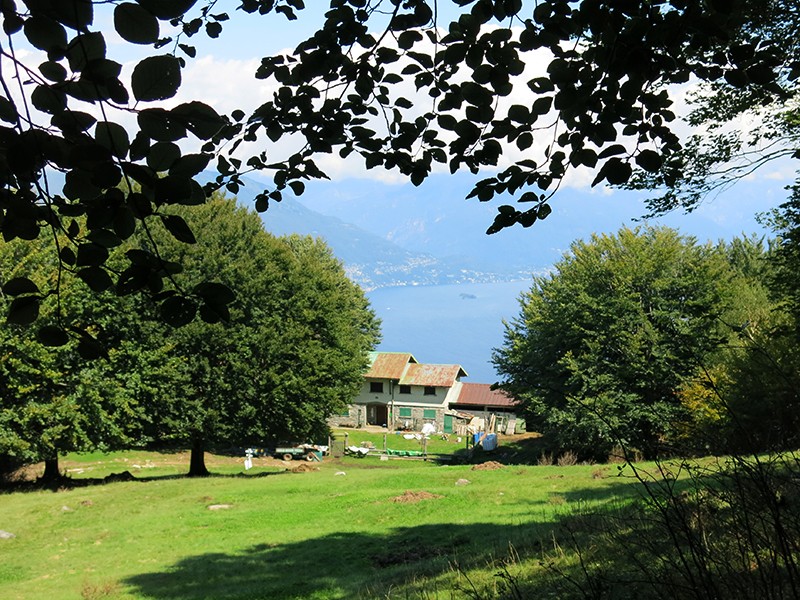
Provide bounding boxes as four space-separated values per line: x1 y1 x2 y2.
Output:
399 363 468 387
454 383 517 408
365 352 417 380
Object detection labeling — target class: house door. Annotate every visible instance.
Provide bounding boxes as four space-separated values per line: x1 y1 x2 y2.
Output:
368 404 388 426
443 414 454 434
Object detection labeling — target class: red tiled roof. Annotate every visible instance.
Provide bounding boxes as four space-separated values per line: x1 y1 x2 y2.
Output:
399 363 467 387
454 383 517 408
365 352 417 380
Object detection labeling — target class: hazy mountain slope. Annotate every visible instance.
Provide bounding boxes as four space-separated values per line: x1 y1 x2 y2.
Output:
226 175 532 290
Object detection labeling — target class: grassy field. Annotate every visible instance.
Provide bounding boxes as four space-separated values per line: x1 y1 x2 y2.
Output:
0 445 643 600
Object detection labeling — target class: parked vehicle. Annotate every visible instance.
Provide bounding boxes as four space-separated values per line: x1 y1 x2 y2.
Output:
274 444 327 462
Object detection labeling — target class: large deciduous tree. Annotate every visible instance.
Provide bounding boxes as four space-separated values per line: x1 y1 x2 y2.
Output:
131 198 380 476
0 196 379 479
0 233 158 481
492 226 730 460
709 190 800 453
1 1 798 333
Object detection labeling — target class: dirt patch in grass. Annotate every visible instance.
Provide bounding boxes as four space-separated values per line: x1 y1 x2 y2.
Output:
390 490 444 503
471 460 505 471
290 463 319 473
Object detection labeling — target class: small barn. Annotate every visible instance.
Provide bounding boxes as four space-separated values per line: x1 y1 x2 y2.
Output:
449 383 523 434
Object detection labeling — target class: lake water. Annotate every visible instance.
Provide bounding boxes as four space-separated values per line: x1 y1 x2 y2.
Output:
366 280 534 384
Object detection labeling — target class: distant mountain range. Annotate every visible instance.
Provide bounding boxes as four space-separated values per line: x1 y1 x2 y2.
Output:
230 174 543 290
228 172 777 291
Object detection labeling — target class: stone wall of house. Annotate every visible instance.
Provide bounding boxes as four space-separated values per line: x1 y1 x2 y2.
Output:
393 406 444 432
327 404 366 429
327 404 448 432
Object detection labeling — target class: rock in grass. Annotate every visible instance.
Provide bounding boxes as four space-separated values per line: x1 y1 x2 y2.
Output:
0 530 15 539
455 478 471 486
207 504 233 510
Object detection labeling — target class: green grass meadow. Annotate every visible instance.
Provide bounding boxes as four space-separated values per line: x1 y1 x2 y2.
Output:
0 445 643 600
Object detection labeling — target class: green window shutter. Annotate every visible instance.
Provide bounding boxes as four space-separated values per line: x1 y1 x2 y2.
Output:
399 407 412 418
423 409 436 419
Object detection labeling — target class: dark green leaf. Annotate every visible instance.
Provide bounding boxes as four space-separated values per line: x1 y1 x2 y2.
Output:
597 158 633 185
76 243 109 267
169 153 210 179
508 104 530 123
199 302 229 323
171 101 225 139
138 108 187 141
129 131 151 160
65 32 106 72
53 0 94 31
114 2 160 44
95 121 130 158
121 162 158 188
77 336 107 360
0 96 18 123
77 267 114 292
205 21 222 38
60 247 76 265
136 0 198 20
154 174 193 204
160 295 196 327
131 54 182 102
86 229 123 248
23 16 67 52
117 264 150 295
160 214 196 243
91 161 123 188
635 149 663 172
531 96 552 115
2 12 23 35
598 144 628 159
147 141 181 171
31 85 66 114
194 281 235 305
7 296 40 325
113 206 137 240
3 277 39 296
537 203 552 219
38 60 68 82
37 325 70 347
516 132 533 150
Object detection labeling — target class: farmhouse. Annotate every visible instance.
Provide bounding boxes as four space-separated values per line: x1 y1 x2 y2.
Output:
330 352 467 432
330 352 522 434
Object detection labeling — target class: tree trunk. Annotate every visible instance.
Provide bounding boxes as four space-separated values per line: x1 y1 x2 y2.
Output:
41 457 60 483
188 439 209 477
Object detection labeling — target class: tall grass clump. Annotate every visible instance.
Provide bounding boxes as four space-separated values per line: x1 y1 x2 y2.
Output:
507 453 800 599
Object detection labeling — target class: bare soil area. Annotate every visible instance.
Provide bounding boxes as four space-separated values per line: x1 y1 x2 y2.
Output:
471 460 505 471
390 490 444 503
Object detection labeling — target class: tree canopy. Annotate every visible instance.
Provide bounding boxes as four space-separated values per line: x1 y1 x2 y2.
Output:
1 0 798 335
134 198 380 475
492 226 738 460
0 196 380 478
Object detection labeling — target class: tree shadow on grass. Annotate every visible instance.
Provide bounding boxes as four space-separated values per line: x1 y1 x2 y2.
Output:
123 521 549 600
1 468 288 494
121 476 650 600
